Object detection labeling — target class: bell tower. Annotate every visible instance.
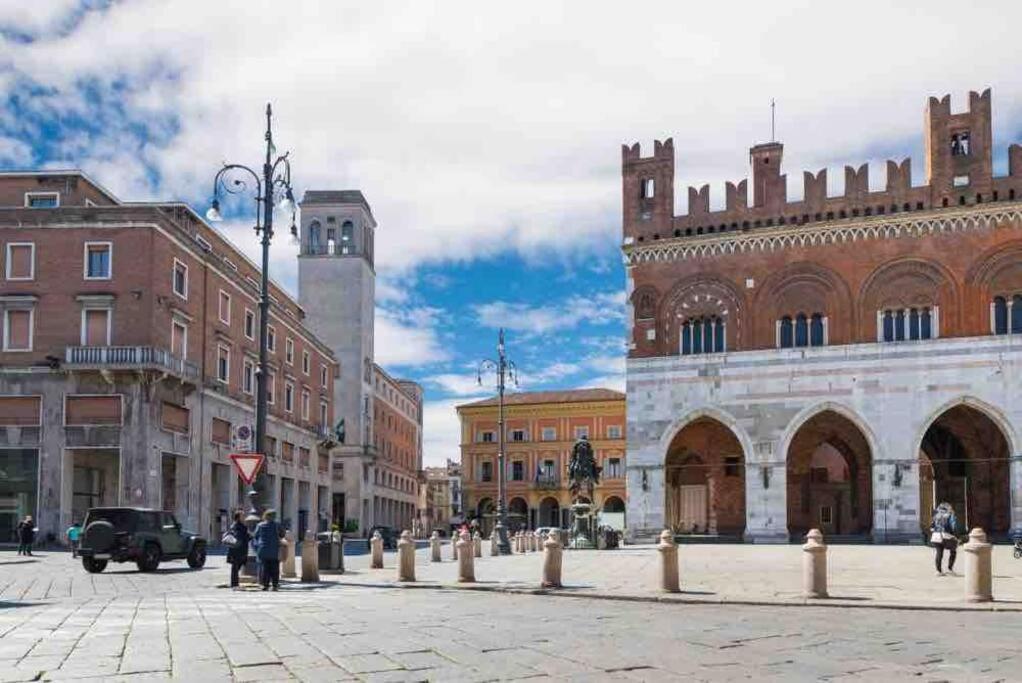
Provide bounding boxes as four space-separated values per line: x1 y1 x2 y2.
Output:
297 190 376 528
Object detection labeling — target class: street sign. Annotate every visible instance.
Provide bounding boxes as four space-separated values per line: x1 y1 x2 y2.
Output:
233 424 253 451
229 453 265 485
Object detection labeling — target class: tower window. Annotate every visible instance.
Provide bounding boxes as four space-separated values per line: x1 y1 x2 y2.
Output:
341 221 354 255
641 178 655 199
308 221 322 251
950 131 970 156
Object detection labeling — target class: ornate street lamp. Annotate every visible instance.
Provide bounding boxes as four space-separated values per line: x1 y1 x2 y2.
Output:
207 103 297 533
477 329 519 555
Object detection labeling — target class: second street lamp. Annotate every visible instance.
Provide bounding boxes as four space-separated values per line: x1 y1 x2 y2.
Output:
478 328 518 555
207 103 297 547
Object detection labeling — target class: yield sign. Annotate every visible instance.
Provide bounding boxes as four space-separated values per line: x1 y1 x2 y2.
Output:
230 453 265 485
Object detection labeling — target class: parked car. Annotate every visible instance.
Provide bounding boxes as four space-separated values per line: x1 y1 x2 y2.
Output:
77 507 207 574
368 525 397 550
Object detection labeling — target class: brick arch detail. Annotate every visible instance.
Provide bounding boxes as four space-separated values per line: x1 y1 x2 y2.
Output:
965 240 1022 296
753 261 855 346
912 395 1018 459
658 406 754 463
857 257 961 338
630 285 659 320
777 401 882 467
657 275 746 354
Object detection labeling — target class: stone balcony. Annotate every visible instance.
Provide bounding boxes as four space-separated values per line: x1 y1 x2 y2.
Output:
65 345 200 382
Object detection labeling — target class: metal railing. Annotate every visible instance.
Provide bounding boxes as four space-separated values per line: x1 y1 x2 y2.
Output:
534 475 560 490
65 346 200 380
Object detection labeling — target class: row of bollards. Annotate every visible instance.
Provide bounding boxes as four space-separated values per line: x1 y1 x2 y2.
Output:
657 526 996 603
384 527 564 587
276 529 321 583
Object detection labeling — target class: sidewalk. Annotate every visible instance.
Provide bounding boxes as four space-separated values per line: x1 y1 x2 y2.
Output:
323 541 1022 612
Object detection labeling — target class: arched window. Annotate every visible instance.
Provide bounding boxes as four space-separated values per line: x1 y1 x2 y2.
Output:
794 314 808 347
308 220 321 251
681 317 724 355
779 316 793 348
713 317 724 352
810 314 824 346
692 319 703 354
894 309 906 341
993 296 1008 334
909 308 920 340
341 221 355 255
1013 295 1022 334
882 310 895 342
920 308 932 339
681 322 691 355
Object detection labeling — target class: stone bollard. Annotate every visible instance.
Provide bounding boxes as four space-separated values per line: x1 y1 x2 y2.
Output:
282 529 297 578
490 529 500 556
430 531 442 562
657 529 680 593
473 531 482 558
541 529 563 588
531 531 539 552
451 533 459 560
457 530 475 582
370 531 384 569
801 528 828 599
518 531 526 553
397 530 416 582
963 528 993 603
301 530 319 583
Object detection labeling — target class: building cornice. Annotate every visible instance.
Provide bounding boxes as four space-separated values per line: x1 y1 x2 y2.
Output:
623 202 1022 266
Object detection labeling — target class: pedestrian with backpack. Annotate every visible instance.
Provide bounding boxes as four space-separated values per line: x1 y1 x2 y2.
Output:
930 502 959 576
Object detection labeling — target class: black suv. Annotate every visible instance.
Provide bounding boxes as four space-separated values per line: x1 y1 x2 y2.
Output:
78 507 207 573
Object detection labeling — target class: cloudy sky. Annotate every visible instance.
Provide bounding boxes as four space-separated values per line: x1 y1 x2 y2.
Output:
3 1 1021 465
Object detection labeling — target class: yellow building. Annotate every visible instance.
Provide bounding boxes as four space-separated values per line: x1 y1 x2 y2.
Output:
457 388 626 534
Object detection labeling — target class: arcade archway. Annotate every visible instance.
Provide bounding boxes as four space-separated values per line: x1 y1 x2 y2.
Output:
918 403 1011 536
538 497 560 528
786 410 873 538
508 497 529 531
664 417 746 536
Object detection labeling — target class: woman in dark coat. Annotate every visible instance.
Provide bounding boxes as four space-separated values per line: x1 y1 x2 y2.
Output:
16 515 35 556
226 511 251 589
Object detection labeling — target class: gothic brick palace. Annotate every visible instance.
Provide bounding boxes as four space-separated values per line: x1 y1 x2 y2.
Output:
622 88 1022 543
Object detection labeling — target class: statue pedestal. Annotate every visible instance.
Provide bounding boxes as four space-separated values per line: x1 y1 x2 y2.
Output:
569 502 595 549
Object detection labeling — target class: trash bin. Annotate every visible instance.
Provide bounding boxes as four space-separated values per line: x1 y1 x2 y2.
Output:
317 532 344 572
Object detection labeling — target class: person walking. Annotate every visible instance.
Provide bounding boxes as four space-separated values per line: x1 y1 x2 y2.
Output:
253 509 283 591
930 502 959 576
66 521 82 558
16 515 35 556
225 511 251 589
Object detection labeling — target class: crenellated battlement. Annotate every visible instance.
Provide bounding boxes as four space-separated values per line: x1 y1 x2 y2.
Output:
623 89 1021 243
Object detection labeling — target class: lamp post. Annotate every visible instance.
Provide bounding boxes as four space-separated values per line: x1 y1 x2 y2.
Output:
206 103 297 541
477 329 518 555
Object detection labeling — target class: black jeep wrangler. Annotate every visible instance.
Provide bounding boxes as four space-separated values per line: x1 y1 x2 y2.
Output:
78 507 207 573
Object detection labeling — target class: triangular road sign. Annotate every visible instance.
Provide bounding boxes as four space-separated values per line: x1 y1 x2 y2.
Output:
230 453 265 485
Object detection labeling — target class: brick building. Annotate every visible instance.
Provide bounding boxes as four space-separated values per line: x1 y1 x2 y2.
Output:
623 89 1022 542
297 191 423 535
0 171 337 544
458 389 626 535
421 459 463 535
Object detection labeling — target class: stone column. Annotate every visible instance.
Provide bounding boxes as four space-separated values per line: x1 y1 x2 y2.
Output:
430 530 442 562
541 529 563 589
490 529 500 556
301 530 319 583
657 529 679 593
397 530 416 582
457 530 474 583
282 529 297 578
963 528 993 603
370 530 384 569
472 531 482 558
801 528 828 599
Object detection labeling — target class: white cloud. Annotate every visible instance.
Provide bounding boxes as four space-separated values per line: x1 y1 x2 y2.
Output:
374 305 451 368
0 136 32 165
426 373 485 397
3 2 1019 274
474 291 625 335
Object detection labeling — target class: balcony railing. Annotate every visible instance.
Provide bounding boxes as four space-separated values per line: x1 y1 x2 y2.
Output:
65 346 199 381
534 475 560 490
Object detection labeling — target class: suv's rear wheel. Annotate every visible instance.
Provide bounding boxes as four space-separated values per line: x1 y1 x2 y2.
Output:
82 557 107 573
137 543 161 572
186 542 207 569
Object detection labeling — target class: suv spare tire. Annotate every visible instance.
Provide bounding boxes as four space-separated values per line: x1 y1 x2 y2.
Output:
84 520 115 553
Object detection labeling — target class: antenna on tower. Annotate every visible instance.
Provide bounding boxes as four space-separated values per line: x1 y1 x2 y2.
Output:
770 99 776 143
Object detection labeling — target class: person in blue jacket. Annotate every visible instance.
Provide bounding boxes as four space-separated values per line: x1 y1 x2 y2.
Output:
253 509 283 591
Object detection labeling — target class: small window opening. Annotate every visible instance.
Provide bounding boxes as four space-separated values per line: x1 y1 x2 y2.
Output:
950 131 971 156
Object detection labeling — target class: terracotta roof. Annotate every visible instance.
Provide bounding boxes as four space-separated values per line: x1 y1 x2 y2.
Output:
458 388 624 409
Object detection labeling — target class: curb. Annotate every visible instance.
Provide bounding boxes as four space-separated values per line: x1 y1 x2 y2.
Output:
322 578 1022 613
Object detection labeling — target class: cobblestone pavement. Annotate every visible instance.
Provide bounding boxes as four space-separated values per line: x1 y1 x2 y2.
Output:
3 550 1022 681
6 541 1022 609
